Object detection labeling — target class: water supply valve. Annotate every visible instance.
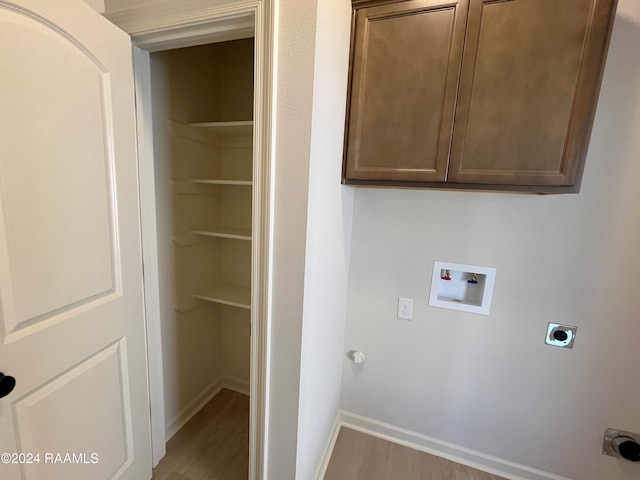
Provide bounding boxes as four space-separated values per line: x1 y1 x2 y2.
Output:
349 350 365 364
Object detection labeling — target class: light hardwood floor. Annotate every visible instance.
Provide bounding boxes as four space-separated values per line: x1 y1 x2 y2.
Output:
152 388 249 480
324 427 508 480
152 391 506 480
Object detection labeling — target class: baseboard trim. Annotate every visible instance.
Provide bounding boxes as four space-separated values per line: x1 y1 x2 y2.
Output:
340 411 573 480
165 378 225 441
313 414 341 480
165 376 250 441
222 376 251 396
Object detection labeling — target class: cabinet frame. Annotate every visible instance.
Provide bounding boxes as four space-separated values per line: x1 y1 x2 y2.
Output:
448 0 619 187
343 0 619 193
344 0 469 182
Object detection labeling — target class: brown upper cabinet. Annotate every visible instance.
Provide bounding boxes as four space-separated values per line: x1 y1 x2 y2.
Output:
343 0 619 193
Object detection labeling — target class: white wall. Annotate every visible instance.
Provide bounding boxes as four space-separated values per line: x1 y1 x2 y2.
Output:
149 53 225 432
265 0 318 477
295 0 354 478
341 2 640 480
104 0 154 12
101 0 332 476
82 0 105 13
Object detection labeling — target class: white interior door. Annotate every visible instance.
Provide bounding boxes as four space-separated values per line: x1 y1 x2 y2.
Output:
0 1 152 479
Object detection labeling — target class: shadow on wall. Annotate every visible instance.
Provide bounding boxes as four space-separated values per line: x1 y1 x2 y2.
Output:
523 16 640 480
586 15 640 183
582 13 640 301
579 12 640 479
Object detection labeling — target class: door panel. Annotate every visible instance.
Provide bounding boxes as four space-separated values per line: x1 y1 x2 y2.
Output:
0 8 117 337
344 0 468 182
0 1 151 479
14 341 132 479
449 0 611 186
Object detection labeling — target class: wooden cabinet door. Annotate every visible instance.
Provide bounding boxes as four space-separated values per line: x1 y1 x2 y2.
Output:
448 0 617 187
344 0 469 182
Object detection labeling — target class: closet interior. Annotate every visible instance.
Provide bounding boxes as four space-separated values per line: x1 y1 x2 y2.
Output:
149 37 254 451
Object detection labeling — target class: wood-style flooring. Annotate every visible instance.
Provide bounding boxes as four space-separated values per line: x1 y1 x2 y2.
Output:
152 388 249 480
152 391 506 480
324 427 508 480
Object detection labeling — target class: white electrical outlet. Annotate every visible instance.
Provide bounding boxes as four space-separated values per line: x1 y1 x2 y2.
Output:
397 298 413 320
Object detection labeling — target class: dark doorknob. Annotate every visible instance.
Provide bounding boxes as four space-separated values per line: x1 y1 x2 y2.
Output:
0 372 16 398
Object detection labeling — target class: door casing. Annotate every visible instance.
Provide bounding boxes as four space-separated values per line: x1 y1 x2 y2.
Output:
107 1 276 478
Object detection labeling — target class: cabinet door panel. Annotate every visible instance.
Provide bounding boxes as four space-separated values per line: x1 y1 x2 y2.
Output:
344 0 468 182
449 0 617 186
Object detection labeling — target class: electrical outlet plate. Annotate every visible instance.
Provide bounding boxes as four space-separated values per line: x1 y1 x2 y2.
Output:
545 323 577 348
397 298 413 320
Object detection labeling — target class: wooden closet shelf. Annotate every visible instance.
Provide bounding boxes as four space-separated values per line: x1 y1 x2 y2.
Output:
193 283 251 310
191 228 251 241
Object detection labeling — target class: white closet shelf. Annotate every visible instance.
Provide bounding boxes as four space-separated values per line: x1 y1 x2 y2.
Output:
188 121 253 137
191 227 251 241
190 179 252 186
173 180 252 195
172 233 201 246
193 283 251 310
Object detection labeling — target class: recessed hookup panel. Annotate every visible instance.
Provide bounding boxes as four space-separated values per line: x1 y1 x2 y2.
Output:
545 323 577 348
429 261 497 315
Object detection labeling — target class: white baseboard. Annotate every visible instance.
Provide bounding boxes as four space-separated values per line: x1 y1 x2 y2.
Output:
340 411 573 480
313 414 341 480
165 376 250 441
222 376 250 396
165 378 225 441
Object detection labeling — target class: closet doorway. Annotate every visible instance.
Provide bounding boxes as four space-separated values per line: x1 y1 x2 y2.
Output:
151 38 253 479
122 3 274 479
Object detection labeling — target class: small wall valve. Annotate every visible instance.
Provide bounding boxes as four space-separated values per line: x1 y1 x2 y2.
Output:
349 350 365 364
